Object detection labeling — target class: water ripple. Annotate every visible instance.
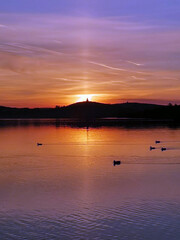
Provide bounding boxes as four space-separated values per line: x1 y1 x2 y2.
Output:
0 200 180 240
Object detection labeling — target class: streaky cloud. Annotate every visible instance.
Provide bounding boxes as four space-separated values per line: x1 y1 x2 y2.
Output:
126 60 143 66
131 76 146 80
88 61 126 71
53 78 82 82
88 61 145 74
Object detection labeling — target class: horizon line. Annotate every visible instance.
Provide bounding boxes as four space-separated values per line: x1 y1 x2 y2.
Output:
0 100 179 109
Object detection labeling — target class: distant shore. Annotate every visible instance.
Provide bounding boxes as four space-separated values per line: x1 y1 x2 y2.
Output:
0 101 180 123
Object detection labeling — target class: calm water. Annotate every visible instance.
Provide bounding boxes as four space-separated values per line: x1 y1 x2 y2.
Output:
0 121 180 239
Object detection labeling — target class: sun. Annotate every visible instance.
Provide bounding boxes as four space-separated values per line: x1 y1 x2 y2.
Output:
76 94 94 102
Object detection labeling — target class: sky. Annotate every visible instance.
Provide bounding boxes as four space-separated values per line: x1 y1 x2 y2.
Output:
0 0 180 107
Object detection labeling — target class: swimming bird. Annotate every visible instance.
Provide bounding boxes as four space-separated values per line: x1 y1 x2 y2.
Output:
155 140 161 144
113 160 121 166
150 146 156 151
161 147 167 151
37 143 43 146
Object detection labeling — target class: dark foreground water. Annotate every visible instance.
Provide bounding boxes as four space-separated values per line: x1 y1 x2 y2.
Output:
0 121 180 239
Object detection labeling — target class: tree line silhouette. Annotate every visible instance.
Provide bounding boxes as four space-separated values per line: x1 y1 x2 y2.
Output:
0 101 179 122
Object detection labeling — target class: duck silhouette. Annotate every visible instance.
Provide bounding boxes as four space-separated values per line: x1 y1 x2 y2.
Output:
37 143 43 146
161 147 167 151
150 146 156 151
113 160 121 166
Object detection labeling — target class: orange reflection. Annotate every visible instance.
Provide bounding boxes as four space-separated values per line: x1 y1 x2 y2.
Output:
0 124 180 211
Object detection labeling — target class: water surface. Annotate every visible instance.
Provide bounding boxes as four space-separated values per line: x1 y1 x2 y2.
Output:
0 121 180 239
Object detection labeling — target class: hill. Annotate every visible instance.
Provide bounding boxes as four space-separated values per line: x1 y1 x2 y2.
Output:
0 101 179 121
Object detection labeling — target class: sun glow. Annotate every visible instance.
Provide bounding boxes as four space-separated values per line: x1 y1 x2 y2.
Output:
76 94 94 102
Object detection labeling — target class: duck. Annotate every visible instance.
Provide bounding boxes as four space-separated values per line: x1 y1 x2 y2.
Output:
113 160 121 166
37 143 43 146
161 147 167 151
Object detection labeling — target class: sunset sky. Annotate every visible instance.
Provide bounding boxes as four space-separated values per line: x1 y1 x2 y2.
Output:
0 0 180 107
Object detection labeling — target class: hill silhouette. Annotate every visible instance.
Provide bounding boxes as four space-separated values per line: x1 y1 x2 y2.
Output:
0 101 180 122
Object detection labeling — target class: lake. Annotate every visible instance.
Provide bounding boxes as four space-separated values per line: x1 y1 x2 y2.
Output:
0 120 180 239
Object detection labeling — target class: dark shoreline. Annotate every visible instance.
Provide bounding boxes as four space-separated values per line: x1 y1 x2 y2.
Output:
0 118 179 129
0 102 180 127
